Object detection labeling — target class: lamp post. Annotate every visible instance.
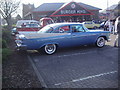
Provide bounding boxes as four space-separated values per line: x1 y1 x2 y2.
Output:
106 0 109 20
107 0 109 10
0 10 2 31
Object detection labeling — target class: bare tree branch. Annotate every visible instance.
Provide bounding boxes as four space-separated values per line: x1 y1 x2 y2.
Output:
0 0 20 29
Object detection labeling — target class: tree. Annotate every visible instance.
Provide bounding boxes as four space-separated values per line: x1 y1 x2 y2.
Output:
16 14 22 21
0 0 20 30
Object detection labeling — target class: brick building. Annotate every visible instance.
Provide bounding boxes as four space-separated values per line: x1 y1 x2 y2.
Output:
99 2 120 21
22 4 35 19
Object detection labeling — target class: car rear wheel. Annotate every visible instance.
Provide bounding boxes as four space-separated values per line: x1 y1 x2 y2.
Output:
96 37 105 48
44 44 57 55
94 26 97 29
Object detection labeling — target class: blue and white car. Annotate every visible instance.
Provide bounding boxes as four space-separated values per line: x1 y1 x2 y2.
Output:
15 23 110 55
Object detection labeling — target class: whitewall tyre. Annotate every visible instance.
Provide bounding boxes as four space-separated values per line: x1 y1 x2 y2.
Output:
44 44 57 55
96 37 105 48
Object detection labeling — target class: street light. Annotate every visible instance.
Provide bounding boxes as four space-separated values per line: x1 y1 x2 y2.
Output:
106 0 109 20
0 14 1 31
0 9 3 30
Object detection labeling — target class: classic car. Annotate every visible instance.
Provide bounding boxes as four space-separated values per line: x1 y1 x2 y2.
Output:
15 23 110 55
16 20 40 34
83 21 101 29
39 17 54 28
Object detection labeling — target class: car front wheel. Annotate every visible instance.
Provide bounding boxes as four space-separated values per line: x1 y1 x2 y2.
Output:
96 37 105 47
44 44 57 55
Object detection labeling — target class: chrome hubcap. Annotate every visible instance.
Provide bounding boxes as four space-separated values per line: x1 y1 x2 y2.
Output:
97 37 105 47
45 44 56 54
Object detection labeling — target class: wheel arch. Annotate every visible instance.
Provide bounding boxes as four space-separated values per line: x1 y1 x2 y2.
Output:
96 35 107 41
39 42 59 49
100 36 107 40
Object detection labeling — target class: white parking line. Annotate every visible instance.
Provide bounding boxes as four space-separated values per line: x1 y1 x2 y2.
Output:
57 51 97 58
56 47 118 58
54 71 117 86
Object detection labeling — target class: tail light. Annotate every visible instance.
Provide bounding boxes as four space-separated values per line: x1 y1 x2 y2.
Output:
15 34 25 46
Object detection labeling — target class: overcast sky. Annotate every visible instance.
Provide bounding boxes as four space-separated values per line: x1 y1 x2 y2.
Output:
17 0 119 17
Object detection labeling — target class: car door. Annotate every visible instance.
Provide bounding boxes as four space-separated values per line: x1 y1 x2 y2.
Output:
71 24 93 46
52 25 72 47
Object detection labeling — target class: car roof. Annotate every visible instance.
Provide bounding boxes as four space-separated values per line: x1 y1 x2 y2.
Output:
16 20 39 27
17 20 38 22
48 22 83 28
84 21 92 22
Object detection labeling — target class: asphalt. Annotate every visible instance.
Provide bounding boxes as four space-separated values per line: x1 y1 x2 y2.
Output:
27 34 118 88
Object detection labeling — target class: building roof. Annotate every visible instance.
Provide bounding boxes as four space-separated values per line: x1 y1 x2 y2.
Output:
33 2 101 12
78 2 101 10
33 3 64 12
50 2 94 17
106 4 117 10
101 4 117 14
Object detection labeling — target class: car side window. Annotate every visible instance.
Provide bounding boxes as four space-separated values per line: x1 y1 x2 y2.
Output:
54 26 70 33
85 22 92 24
71 25 85 32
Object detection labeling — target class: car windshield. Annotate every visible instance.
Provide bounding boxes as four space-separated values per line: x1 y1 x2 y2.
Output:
38 25 53 33
85 22 92 24
82 24 89 31
26 24 40 27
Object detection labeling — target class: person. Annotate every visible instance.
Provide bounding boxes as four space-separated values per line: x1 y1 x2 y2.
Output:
111 19 115 34
104 20 109 31
114 16 120 34
114 16 120 47
109 20 114 33
21 23 26 27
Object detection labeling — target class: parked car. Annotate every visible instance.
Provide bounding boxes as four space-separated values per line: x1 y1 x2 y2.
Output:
15 23 110 55
83 21 101 29
16 20 40 34
39 17 54 28
16 20 39 27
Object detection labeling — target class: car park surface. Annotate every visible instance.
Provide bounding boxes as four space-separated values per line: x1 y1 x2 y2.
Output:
27 34 118 88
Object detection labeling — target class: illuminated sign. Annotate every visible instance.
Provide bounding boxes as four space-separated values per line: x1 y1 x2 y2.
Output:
51 2 93 17
61 10 87 14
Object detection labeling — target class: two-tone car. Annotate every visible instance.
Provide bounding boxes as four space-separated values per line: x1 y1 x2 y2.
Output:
83 21 101 29
15 23 110 55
